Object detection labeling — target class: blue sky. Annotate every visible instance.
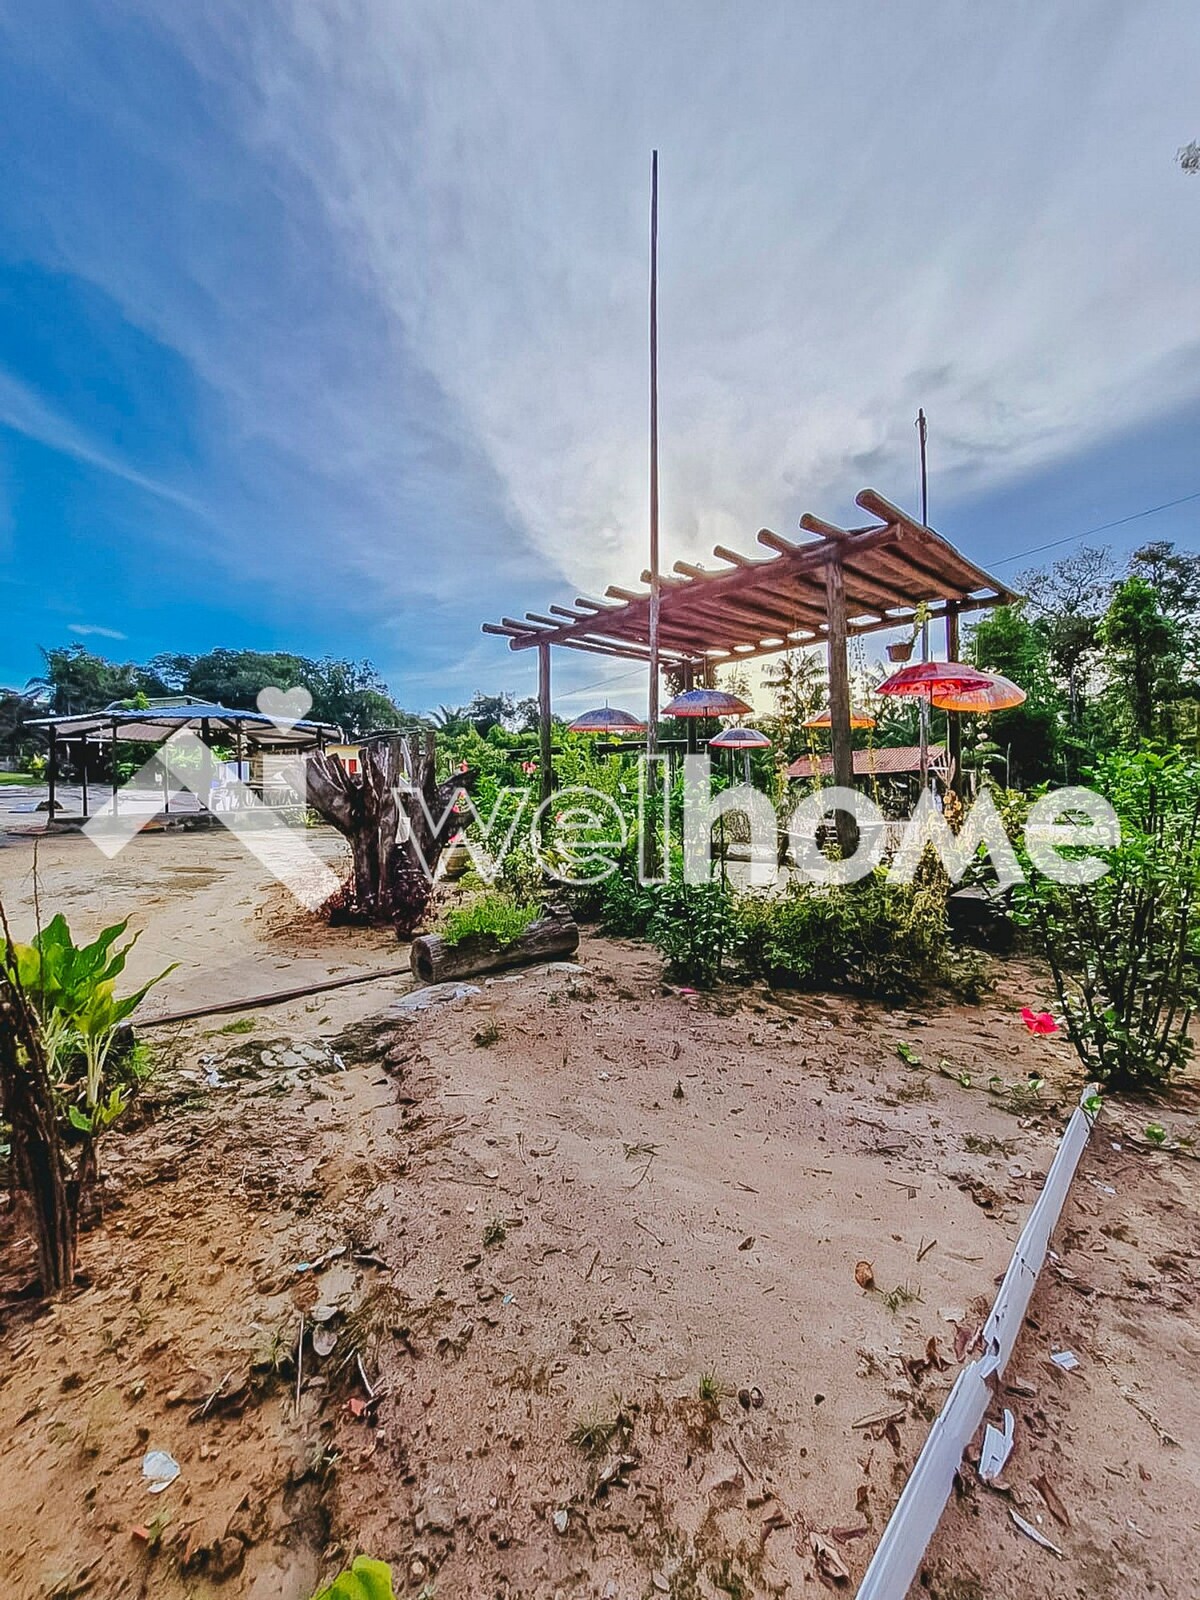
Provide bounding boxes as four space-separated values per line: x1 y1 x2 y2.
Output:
1 1 1198 714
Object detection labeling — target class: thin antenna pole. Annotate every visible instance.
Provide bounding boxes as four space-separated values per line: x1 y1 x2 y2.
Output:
916 407 930 790
647 150 660 757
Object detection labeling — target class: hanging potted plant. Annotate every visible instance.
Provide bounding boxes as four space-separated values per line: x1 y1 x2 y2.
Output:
886 602 930 663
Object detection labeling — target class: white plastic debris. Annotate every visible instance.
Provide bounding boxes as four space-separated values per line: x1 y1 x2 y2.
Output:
978 1408 1015 1483
1050 1350 1080 1371
142 1450 181 1493
1009 1508 1063 1556
392 983 481 1013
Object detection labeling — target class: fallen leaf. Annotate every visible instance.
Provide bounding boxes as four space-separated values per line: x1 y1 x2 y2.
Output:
854 1260 876 1290
1010 1508 1063 1556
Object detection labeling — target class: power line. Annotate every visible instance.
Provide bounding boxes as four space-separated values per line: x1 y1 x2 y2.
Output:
991 489 1200 568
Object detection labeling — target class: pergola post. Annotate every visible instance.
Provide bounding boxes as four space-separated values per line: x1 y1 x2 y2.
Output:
945 603 963 795
110 720 119 816
537 641 553 806
824 555 858 859
79 740 88 819
47 728 57 820
682 661 697 756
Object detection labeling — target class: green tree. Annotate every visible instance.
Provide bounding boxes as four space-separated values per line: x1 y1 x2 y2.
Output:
966 604 1063 784
1099 576 1183 744
27 646 168 714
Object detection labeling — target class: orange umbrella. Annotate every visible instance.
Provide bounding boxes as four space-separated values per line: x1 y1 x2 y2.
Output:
932 673 1026 713
803 705 877 730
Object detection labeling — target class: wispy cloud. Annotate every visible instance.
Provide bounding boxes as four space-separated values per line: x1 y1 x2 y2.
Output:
155 0 1199 597
3 1 1199 703
0 367 202 512
68 623 127 640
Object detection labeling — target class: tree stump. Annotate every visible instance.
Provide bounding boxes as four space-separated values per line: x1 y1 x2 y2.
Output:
306 732 476 933
410 909 579 984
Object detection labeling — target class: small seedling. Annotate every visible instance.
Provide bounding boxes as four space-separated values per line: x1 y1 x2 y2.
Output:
1145 1122 1167 1145
697 1371 725 1404
895 1041 922 1067
218 1017 256 1035
473 1020 502 1048
881 1281 923 1313
568 1397 632 1457
482 1216 508 1248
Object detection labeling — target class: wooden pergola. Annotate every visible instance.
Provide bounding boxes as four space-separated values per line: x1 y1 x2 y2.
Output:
484 488 1015 825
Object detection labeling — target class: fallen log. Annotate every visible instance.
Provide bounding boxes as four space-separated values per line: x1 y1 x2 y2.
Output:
410 909 579 984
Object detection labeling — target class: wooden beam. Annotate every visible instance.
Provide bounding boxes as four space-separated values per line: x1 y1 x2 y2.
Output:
537 642 553 806
824 556 858 859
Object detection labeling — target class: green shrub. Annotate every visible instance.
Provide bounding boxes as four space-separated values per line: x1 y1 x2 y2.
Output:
1013 747 1200 1089
647 879 739 988
311 1557 396 1600
441 892 538 948
738 876 966 1001
2 913 174 1169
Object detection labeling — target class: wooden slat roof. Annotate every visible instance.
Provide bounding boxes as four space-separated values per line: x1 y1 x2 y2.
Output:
484 489 1015 663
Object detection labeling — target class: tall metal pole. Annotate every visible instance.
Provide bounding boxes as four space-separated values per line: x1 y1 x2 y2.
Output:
647 150 661 757
928 409 934 790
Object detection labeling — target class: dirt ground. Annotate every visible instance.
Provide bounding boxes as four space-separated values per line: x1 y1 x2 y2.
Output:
0 828 1198 1600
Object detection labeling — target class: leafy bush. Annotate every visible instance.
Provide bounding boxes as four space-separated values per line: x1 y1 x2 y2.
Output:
646 880 740 988
738 876 969 1001
1014 747 1200 1089
441 892 538 948
311 1557 396 1600
3 914 174 1158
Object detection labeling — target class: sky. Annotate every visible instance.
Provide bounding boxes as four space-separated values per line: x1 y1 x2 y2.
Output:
1 0 1198 714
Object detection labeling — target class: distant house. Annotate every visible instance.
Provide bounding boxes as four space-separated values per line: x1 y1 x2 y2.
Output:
326 742 363 777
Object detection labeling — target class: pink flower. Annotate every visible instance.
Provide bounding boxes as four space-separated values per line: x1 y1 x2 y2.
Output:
1021 1006 1059 1035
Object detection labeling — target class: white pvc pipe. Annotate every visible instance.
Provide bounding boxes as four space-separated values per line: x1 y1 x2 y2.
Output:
855 1084 1100 1600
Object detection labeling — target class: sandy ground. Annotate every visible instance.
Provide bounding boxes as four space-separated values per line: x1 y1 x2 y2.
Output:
0 827 1198 1600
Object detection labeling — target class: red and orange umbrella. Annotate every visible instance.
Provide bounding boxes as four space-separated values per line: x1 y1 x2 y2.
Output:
931 673 1026 714
876 661 994 700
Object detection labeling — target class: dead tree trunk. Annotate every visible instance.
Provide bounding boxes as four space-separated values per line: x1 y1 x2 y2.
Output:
410 909 580 983
0 961 75 1296
305 732 476 933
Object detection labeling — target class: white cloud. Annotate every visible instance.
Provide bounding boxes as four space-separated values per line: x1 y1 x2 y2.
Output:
9 0 1200 670
153 0 1200 605
68 623 128 640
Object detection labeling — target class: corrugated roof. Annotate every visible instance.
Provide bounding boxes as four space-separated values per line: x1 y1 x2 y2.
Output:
786 743 948 779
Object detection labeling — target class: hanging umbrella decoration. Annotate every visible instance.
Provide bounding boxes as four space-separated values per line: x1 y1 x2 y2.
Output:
876 662 1022 788
709 724 772 782
567 705 648 734
930 673 1026 714
662 688 753 718
802 705 877 730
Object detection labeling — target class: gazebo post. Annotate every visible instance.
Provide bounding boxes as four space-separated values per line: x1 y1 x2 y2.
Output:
47 727 57 820
79 740 88 820
110 720 119 816
824 556 858 859
682 662 697 756
945 602 962 795
537 642 553 806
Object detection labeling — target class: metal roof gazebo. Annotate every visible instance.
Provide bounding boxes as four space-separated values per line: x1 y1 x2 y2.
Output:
483 487 1014 844
28 697 341 825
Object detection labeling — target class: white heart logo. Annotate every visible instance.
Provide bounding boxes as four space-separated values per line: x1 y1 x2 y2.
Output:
257 685 314 731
